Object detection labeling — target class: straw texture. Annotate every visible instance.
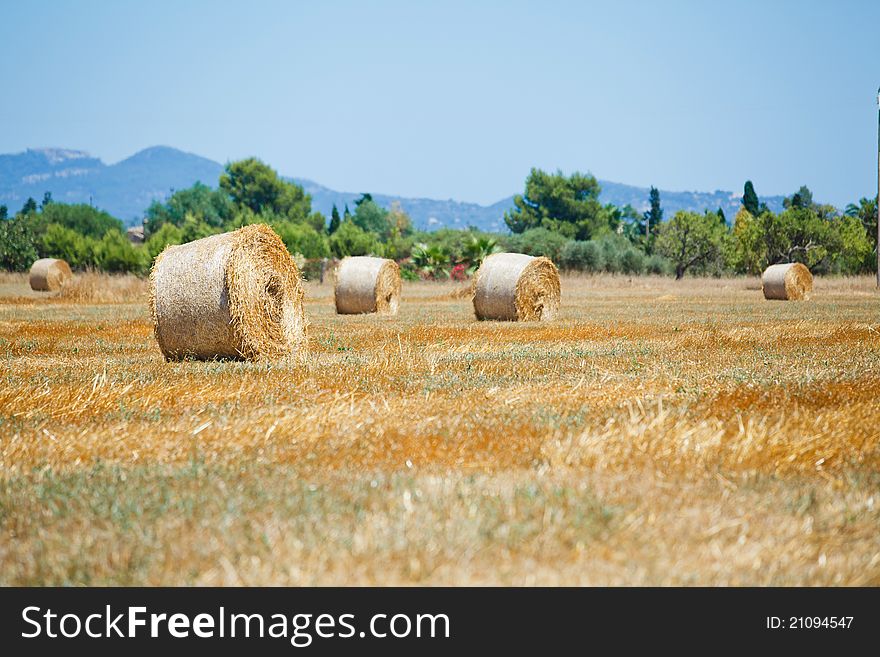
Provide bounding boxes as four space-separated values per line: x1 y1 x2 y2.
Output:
29 258 72 291
149 224 306 361
473 252 561 321
761 263 813 301
334 256 401 315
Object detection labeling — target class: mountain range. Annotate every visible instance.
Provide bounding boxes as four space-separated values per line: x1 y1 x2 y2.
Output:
0 146 787 231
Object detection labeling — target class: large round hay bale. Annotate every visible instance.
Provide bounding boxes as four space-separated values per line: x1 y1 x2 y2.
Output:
29 258 72 291
472 252 560 321
334 256 401 315
761 262 813 300
149 224 307 361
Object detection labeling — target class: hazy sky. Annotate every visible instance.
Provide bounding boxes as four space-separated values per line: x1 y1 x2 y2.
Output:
2 0 879 206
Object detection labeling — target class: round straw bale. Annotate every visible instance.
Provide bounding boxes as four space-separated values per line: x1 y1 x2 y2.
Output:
761 262 813 301
29 258 72 291
149 223 306 361
473 252 560 321
334 256 401 315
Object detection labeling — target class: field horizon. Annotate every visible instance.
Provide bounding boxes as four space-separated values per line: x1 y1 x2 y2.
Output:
1 273 878 585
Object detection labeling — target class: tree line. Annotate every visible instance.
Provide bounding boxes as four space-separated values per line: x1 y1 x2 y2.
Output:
0 160 876 279
502 169 875 279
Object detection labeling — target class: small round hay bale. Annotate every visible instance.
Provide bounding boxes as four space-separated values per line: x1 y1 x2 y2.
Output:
149 223 307 361
334 256 401 315
29 258 72 291
761 263 813 301
472 252 560 321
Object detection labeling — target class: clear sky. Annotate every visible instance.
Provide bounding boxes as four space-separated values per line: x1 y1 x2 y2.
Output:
2 0 879 206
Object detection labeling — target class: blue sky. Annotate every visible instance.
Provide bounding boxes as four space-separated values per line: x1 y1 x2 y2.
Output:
1 0 878 206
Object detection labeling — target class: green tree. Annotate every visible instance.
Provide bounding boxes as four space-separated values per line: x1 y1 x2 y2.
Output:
717 207 726 224
832 214 873 274
0 214 39 270
180 213 221 243
144 222 184 260
329 204 341 234
643 186 663 240
608 204 641 243
95 229 145 273
352 199 391 238
271 221 330 259
382 202 415 259
329 220 378 258
656 210 727 279
42 224 97 267
844 197 877 257
144 182 234 236
305 211 327 234
742 181 760 216
20 197 37 215
504 169 609 240
219 158 313 223
343 204 351 220
726 209 764 274
759 207 832 269
40 191 53 210
0 205 7 220
784 185 813 210
40 203 123 239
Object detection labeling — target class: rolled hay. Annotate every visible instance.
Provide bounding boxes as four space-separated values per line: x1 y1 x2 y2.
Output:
334 256 401 315
149 223 307 361
473 252 561 321
761 262 813 301
29 258 72 291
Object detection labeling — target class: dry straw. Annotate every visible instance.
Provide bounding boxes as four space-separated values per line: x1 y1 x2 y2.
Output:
334 256 401 315
29 258 72 291
472 252 561 321
761 262 813 300
149 224 306 361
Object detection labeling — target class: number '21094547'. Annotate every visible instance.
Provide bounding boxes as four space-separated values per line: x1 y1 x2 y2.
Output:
766 617 853 629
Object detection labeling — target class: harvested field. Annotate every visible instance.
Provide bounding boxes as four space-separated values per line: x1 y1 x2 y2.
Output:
0 273 878 585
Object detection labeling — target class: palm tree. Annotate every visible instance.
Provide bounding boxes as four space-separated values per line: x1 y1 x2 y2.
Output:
463 235 500 275
411 243 450 279
845 197 878 252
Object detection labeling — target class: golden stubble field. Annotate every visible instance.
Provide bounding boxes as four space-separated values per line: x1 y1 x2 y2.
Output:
0 272 878 585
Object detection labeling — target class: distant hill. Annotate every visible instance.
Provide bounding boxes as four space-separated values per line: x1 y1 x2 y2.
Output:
0 146 787 230
0 146 223 224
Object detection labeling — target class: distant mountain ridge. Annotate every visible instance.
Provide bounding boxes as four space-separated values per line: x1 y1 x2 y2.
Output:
0 146 787 231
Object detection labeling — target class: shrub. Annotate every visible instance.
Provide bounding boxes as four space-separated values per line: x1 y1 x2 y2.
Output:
645 254 672 275
620 247 646 275
42 223 97 268
329 220 379 258
95 229 146 273
272 221 330 259
513 227 569 261
597 237 623 273
399 262 421 281
559 240 603 272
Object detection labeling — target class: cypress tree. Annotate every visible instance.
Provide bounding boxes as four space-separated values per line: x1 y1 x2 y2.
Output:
742 181 760 215
329 204 341 234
